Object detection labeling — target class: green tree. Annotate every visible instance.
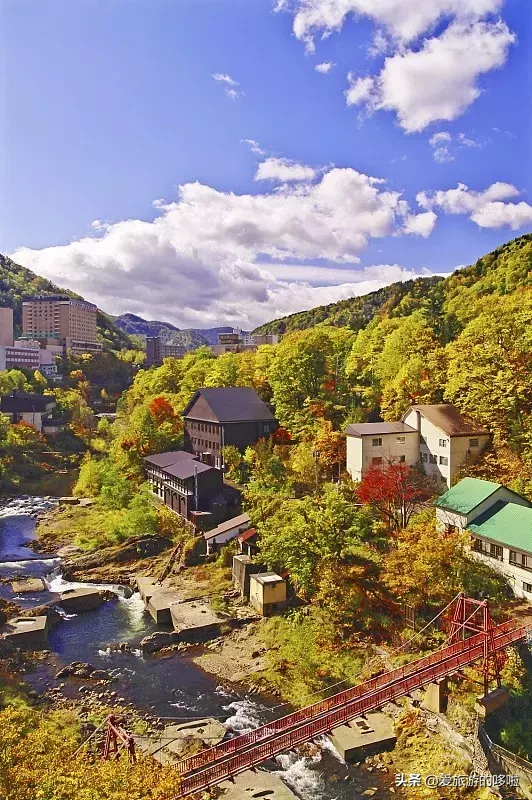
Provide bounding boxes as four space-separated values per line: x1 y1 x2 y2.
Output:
258 484 373 597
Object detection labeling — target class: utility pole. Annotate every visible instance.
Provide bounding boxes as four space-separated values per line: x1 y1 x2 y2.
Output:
194 465 198 511
312 449 320 492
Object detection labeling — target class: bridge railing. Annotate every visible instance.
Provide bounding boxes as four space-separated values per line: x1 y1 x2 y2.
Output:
177 618 520 776
177 623 529 797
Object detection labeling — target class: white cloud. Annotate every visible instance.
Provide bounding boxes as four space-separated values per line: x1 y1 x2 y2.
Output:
241 139 266 156
345 74 376 106
402 211 438 237
315 61 335 73
11 167 434 329
457 132 481 147
212 72 238 86
418 181 532 229
429 131 454 162
212 72 243 99
347 21 515 133
368 29 389 57
282 0 504 48
280 1 514 131
428 130 482 162
255 157 317 182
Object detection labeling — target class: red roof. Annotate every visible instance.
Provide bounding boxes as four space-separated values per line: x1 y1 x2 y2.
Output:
238 528 257 542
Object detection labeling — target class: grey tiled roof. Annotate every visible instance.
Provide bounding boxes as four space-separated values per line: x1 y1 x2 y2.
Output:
183 387 276 423
345 422 417 437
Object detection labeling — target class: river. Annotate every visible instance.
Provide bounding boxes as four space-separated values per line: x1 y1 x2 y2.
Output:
0 497 390 799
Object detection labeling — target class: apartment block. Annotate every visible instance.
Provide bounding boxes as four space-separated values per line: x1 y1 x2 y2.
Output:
0 308 14 346
22 296 101 354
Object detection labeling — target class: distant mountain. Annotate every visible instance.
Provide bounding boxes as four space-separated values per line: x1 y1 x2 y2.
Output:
0 254 134 352
113 314 240 350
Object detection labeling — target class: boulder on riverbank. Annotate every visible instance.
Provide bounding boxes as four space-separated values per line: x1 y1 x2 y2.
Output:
55 662 112 681
140 630 180 654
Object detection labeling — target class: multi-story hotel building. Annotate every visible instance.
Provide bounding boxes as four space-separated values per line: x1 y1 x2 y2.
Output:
22 296 101 354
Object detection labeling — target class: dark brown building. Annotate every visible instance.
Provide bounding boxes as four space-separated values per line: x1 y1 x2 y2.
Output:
182 387 277 469
143 450 238 522
146 336 186 367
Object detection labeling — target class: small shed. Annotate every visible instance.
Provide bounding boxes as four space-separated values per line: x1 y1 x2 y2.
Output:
232 554 262 599
249 572 286 616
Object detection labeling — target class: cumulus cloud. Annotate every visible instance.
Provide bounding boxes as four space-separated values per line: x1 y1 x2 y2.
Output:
11 167 435 329
417 181 532 229
279 0 504 49
402 211 438 237
212 72 243 99
255 157 317 182
279 1 514 131
348 21 515 133
315 61 335 73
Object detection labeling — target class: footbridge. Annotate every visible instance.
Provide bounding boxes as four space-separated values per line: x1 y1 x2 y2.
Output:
101 594 531 798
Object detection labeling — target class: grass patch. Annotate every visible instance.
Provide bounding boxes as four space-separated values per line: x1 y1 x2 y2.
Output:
36 504 128 551
257 608 375 707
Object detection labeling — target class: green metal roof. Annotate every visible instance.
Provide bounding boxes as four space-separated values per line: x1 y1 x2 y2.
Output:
468 501 532 553
434 477 501 515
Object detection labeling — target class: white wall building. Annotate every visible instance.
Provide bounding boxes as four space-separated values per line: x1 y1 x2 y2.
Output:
435 477 532 601
346 404 490 488
345 422 419 482
402 405 490 487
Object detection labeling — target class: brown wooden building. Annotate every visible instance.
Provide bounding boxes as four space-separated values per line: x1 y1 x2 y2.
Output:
182 387 277 469
143 450 238 522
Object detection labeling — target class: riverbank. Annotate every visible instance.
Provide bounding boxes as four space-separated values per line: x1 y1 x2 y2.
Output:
4 496 530 799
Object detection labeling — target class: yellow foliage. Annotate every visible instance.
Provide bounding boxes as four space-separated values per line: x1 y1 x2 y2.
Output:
0 706 179 800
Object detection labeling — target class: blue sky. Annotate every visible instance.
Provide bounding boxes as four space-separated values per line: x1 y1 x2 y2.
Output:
1 0 530 328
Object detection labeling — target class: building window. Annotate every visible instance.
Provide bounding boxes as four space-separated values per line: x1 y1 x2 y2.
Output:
469 438 479 448
399 455 406 463
420 452 428 463
396 436 406 445
439 439 447 448
509 551 532 572
429 454 437 464
372 438 382 447
523 581 532 594
439 456 448 466
489 543 503 561
372 457 383 465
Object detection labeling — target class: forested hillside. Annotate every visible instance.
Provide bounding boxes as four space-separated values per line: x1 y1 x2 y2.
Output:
83 233 532 506
253 234 532 336
0 254 134 352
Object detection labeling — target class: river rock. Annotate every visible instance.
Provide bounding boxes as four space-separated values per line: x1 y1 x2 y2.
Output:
140 630 180 654
62 535 173 576
55 662 112 681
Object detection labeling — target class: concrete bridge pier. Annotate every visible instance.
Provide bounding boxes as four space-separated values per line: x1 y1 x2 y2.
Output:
422 678 449 713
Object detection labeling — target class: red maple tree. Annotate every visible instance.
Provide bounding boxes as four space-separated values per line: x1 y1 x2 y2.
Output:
357 462 435 533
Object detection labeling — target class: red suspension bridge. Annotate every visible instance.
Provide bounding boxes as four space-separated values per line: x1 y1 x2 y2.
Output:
99 594 531 798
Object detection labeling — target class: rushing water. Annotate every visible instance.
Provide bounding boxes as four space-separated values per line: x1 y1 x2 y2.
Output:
0 498 390 799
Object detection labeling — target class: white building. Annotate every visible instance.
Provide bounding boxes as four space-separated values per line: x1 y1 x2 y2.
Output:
345 422 419 482
435 477 532 601
346 404 490 488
